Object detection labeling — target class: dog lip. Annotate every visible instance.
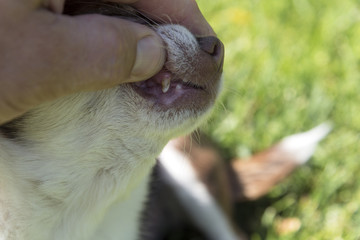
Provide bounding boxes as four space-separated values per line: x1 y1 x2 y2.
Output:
130 68 207 108
131 77 205 95
132 68 205 93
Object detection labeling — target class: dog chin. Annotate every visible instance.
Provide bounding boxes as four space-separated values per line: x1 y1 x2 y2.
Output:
119 84 212 139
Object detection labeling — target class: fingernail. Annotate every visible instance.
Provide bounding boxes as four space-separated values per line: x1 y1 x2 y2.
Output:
131 35 165 81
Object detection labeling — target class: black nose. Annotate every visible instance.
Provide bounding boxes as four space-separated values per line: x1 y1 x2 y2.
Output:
197 36 224 67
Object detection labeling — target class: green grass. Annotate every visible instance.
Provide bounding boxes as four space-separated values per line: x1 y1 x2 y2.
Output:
196 0 360 239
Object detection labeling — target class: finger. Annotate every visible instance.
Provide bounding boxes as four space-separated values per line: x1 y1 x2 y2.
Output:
129 0 215 36
46 0 214 36
28 0 65 13
44 0 65 13
0 10 165 123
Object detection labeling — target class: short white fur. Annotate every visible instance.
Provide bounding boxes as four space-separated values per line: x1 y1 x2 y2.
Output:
0 25 217 240
159 140 240 240
279 122 332 164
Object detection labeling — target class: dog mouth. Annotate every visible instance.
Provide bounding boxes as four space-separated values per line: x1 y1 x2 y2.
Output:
131 69 205 106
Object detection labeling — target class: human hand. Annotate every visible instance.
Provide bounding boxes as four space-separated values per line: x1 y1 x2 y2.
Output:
130 0 215 36
0 0 213 125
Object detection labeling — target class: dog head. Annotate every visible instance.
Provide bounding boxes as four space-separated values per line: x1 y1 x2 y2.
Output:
1 2 224 157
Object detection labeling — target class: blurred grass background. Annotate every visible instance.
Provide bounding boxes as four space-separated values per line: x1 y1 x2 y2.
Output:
196 0 360 239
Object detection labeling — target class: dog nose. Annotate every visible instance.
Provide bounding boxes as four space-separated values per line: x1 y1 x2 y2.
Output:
197 36 224 67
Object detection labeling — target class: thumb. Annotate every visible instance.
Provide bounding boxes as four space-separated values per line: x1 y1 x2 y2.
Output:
0 10 165 123
42 13 166 89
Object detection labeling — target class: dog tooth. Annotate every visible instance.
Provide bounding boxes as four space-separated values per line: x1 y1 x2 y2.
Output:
134 81 143 87
162 77 171 93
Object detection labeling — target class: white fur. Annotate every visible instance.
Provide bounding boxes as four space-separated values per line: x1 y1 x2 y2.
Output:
279 122 332 164
0 25 218 240
159 140 240 240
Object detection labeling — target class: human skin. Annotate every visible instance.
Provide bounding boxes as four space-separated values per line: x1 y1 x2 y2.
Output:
0 0 214 125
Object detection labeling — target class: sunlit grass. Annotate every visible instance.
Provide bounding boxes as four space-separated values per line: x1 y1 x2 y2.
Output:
197 0 360 239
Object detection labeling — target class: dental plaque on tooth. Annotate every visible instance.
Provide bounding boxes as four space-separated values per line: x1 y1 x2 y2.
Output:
161 74 171 93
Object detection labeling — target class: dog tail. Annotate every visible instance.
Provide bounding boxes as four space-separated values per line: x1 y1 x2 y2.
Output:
231 123 332 201
154 123 331 239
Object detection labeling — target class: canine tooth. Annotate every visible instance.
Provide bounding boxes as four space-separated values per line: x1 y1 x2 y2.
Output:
176 84 182 90
134 81 143 87
162 78 170 93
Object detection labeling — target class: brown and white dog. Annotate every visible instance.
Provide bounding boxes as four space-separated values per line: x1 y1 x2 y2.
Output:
142 123 331 240
0 2 330 240
0 2 224 240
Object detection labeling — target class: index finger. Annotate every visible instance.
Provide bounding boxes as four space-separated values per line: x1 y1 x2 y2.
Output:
108 0 215 36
